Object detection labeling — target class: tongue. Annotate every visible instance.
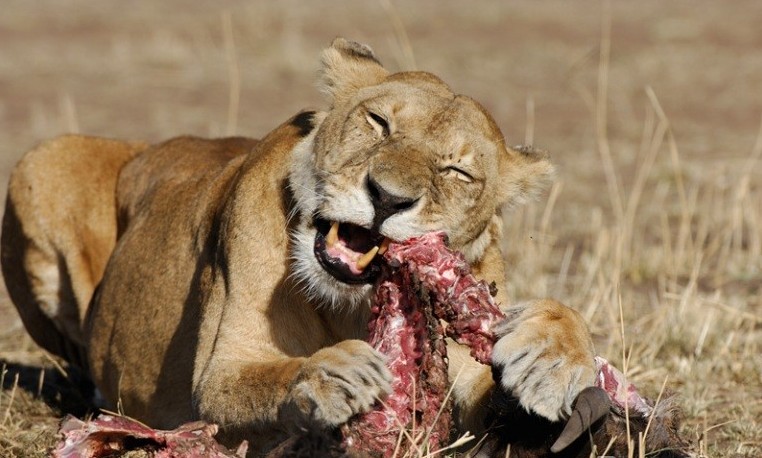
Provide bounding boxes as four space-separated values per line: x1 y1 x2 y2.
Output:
326 241 365 275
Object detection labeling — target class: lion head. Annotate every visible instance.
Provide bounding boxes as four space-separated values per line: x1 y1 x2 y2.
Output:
289 38 553 308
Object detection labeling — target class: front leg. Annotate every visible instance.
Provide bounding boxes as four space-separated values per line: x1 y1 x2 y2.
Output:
491 299 596 421
280 340 393 430
193 339 392 439
449 298 596 437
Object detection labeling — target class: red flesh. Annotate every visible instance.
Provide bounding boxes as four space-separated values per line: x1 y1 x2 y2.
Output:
53 414 247 458
343 232 504 456
383 232 505 365
343 232 654 457
342 264 451 456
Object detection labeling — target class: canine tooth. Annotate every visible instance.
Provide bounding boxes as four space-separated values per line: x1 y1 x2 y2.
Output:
378 238 391 255
327 221 339 247
356 246 379 271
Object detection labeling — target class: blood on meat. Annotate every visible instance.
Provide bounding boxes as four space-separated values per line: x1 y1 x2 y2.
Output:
342 232 503 456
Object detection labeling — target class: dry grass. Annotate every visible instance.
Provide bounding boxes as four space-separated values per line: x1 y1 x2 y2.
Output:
502 92 762 458
1 1 760 457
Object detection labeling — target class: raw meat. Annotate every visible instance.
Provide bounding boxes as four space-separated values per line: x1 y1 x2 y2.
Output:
53 414 247 458
343 231 681 457
342 232 504 456
383 232 505 365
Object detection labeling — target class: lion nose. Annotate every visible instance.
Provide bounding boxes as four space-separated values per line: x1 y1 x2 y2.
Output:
367 176 419 229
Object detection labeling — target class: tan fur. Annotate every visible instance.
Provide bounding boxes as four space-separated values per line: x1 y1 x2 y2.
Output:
1 38 596 454
2 135 146 367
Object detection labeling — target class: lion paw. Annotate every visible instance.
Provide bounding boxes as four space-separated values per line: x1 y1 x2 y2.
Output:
491 299 596 421
283 339 392 430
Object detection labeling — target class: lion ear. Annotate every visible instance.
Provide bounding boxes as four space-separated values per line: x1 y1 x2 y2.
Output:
318 38 388 102
497 145 555 207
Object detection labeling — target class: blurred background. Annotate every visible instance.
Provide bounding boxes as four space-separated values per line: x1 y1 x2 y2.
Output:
1 1 760 456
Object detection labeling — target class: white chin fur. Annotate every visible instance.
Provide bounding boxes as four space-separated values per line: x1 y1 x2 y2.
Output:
290 227 373 310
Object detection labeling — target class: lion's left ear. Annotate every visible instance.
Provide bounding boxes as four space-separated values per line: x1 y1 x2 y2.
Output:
318 38 388 102
497 145 555 207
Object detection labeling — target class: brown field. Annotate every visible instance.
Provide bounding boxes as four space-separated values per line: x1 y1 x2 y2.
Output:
1 1 760 456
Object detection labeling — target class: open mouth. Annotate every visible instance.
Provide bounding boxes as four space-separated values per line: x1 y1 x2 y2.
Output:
313 217 391 284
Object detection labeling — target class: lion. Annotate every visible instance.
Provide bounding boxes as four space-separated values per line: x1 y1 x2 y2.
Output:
2 39 598 455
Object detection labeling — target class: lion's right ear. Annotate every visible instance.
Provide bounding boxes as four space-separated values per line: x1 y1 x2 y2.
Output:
318 38 388 102
497 144 555 208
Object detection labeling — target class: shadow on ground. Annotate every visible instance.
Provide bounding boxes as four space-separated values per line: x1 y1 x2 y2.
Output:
1 359 95 419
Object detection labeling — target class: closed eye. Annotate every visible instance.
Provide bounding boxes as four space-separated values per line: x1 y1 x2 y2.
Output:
443 166 474 183
366 111 390 137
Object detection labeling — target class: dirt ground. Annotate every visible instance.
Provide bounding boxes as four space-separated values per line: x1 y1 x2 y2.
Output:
1 1 760 456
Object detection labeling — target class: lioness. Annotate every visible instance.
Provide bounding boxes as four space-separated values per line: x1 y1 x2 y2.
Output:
2 39 597 454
